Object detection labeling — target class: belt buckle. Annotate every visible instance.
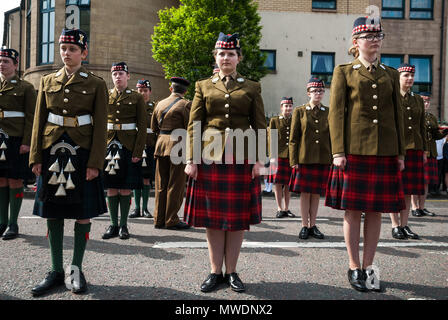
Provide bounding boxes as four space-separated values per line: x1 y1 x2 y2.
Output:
63 116 78 127
0 111 3 119
114 124 122 130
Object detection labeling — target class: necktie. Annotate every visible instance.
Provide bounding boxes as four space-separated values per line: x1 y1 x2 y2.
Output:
224 76 230 89
368 65 376 73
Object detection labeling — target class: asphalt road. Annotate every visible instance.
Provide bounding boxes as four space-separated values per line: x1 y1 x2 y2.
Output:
1 191 447 304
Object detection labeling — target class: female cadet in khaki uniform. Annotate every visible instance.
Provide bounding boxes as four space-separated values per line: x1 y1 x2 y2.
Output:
411 93 448 216
268 97 295 218
289 78 331 240
129 79 155 219
30 29 108 296
325 17 405 292
102 62 147 240
184 33 266 293
0 48 36 240
389 63 428 240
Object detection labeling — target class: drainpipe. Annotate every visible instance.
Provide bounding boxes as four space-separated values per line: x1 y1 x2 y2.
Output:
439 0 445 120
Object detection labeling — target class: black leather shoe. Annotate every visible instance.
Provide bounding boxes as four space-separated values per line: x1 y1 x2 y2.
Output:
71 271 87 294
276 211 287 218
166 221 191 230
411 209 425 217
154 224 165 229
309 225 324 239
402 226 419 239
31 271 65 297
2 224 18 240
200 273 224 292
392 227 406 240
102 225 119 239
422 208 436 216
284 210 295 217
119 225 130 239
128 208 141 218
347 269 368 292
225 272 245 292
363 269 382 292
143 209 153 218
0 224 8 237
298 226 309 240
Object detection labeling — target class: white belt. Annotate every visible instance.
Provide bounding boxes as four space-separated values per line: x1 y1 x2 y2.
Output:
0 111 25 119
107 123 137 130
47 112 92 127
146 128 153 134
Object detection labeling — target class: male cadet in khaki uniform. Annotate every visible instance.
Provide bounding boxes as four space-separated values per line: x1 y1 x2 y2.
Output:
0 48 36 240
151 77 191 230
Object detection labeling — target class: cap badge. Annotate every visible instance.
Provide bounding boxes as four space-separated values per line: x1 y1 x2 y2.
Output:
212 77 219 83
236 78 244 83
10 80 17 84
353 64 361 69
79 72 88 78
126 90 131 94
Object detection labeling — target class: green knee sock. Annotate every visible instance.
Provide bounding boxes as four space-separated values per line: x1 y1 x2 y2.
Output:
133 189 141 209
72 222 91 272
107 195 119 227
0 187 8 225
142 185 150 211
47 219 64 273
119 194 132 227
8 187 24 225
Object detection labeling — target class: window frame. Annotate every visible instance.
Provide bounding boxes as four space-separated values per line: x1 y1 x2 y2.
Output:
311 52 335 85
410 0 434 20
380 54 404 69
409 55 433 94
381 0 405 19
39 0 55 66
261 49 277 72
312 0 337 10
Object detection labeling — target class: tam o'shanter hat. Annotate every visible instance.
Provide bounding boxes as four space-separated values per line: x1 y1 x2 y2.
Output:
111 62 128 73
307 77 325 89
0 48 19 63
397 63 415 73
215 32 240 49
136 79 151 89
352 16 382 36
170 77 190 87
59 28 88 50
280 97 293 105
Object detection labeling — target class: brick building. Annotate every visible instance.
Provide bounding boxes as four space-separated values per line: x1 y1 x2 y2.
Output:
2 0 447 120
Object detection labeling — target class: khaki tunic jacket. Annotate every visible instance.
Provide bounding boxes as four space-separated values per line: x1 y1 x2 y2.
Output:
402 92 427 152
187 73 267 162
151 93 191 157
329 59 405 157
107 87 147 158
0 75 36 145
425 111 445 158
29 67 108 170
146 101 157 147
289 104 332 166
268 115 291 159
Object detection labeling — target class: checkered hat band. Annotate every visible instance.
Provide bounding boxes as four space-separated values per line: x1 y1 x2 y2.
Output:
307 82 324 88
0 51 11 58
352 24 381 35
136 83 150 88
215 41 236 49
111 65 127 72
398 66 415 73
59 35 76 43
281 100 293 105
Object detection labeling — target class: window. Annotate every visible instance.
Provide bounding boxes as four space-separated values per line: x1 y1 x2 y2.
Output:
311 52 335 85
382 0 405 19
261 50 276 72
39 0 55 65
312 0 336 10
410 0 433 19
381 54 404 69
409 56 432 93
65 0 91 63
26 0 31 68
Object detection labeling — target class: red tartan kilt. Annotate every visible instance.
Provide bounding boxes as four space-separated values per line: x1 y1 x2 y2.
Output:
402 149 425 195
269 158 293 185
424 157 438 186
183 162 262 231
325 155 405 213
290 164 330 196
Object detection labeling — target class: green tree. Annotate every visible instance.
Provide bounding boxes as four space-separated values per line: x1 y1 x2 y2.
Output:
152 0 267 99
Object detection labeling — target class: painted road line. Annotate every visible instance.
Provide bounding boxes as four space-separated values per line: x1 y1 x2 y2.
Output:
153 241 448 249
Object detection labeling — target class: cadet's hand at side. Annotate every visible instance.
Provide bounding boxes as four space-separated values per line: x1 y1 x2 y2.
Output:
86 168 99 181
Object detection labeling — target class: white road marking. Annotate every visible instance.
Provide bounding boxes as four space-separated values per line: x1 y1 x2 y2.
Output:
153 241 448 249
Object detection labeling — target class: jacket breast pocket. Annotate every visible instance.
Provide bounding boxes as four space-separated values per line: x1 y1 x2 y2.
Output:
43 84 63 107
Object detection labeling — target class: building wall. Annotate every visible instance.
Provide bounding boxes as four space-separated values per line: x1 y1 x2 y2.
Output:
22 0 179 101
3 9 21 51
